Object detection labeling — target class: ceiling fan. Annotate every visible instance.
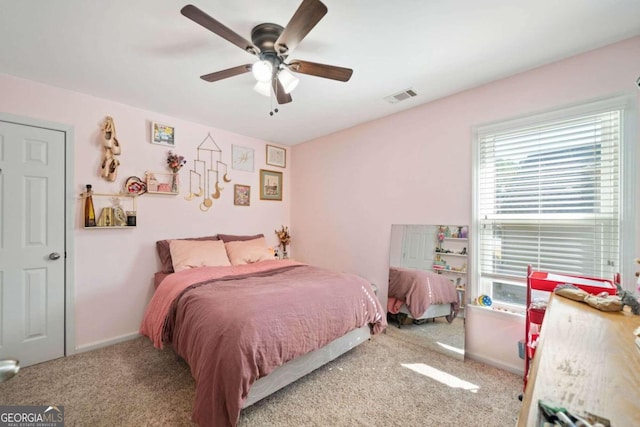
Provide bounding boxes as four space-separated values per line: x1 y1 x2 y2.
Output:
181 0 353 106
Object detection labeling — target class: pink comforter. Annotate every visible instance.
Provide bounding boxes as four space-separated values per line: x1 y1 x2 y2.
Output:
388 266 459 318
140 260 386 427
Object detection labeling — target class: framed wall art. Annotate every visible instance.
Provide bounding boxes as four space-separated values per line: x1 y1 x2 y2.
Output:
151 122 175 147
234 184 251 206
259 169 283 201
231 145 255 172
266 144 286 168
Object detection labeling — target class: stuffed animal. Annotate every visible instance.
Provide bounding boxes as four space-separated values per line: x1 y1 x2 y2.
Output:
616 282 640 315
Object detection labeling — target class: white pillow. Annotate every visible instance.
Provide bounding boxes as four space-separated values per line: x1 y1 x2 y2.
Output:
224 236 273 265
169 239 231 272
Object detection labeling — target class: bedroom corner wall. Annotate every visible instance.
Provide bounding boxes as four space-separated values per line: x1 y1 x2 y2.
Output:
290 36 640 373
0 73 290 350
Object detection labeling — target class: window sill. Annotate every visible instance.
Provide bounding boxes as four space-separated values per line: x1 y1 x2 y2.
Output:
467 303 524 319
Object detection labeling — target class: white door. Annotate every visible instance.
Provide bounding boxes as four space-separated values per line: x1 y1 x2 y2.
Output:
0 120 66 367
401 225 435 271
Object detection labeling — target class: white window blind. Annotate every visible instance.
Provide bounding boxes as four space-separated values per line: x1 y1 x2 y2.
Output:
476 103 624 305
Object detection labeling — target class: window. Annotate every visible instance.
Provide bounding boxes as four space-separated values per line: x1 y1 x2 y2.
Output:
473 96 635 308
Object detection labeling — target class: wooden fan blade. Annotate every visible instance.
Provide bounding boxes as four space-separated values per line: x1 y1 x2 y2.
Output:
274 0 327 56
200 65 252 82
289 60 353 82
272 78 293 104
181 4 259 55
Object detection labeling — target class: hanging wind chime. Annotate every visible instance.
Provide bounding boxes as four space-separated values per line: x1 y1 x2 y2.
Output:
184 133 231 212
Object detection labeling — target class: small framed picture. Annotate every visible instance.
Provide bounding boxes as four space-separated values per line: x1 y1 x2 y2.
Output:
259 169 283 201
151 122 175 146
266 144 286 168
232 145 255 172
234 184 251 206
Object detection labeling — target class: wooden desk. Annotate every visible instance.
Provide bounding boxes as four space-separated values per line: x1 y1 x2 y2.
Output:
518 294 640 426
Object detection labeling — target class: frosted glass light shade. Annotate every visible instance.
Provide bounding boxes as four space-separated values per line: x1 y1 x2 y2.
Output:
252 60 273 82
254 80 272 97
278 68 299 94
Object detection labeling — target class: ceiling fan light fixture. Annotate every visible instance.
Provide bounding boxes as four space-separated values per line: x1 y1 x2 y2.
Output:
253 80 272 97
252 60 273 82
278 68 299 94
183 1 351 106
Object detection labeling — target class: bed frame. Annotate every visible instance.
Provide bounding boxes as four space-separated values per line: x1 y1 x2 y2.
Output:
388 303 455 328
243 324 371 407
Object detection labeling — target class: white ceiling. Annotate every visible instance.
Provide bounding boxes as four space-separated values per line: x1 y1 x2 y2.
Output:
1 1 639 145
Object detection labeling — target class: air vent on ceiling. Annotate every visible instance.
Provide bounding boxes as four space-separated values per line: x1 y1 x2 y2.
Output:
384 88 417 104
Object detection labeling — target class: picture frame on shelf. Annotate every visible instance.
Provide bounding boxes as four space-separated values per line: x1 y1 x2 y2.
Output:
266 144 286 168
259 169 283 201
233 184 251 206
231 145 255 172
151 122 175 147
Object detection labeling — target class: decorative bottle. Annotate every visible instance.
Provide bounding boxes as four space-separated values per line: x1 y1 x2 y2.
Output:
84 184 96 227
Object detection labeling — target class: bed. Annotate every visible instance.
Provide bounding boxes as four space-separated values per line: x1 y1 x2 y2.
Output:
140 235 386 427
387 266 460 327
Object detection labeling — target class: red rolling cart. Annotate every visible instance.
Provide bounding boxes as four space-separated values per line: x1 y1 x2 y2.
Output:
523 265 618 389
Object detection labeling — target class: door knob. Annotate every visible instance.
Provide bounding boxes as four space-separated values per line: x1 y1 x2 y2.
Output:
49 252 61 260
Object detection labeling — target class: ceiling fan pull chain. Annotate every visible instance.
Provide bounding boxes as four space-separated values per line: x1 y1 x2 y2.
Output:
270 77 279 116
274 77 279 114
268 84 273 116
269 84 274 116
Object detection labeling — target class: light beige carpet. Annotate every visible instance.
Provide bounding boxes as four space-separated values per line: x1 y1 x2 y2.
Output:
0 326 522 426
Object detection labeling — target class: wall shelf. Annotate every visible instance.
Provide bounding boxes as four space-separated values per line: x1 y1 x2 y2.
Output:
145 171 179 195
83 225 135 229
434 224 469 317
434 252 467 257
80 191 138 228
147 191 178 195
433 268 467 275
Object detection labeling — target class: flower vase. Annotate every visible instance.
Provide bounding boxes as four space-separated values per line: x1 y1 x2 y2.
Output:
281 244 288 259
171 173 179 193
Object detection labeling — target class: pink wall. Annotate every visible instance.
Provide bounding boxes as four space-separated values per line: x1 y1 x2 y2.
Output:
291 37 640 371
292 36 640 303
0 74 290 349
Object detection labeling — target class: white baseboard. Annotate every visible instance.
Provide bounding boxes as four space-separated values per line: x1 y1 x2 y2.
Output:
465 351 524 376
75 332 141 354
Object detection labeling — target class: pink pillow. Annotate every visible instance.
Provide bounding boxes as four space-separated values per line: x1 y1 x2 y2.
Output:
224 237 274 265
169 239 231 272
156 235 219 273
